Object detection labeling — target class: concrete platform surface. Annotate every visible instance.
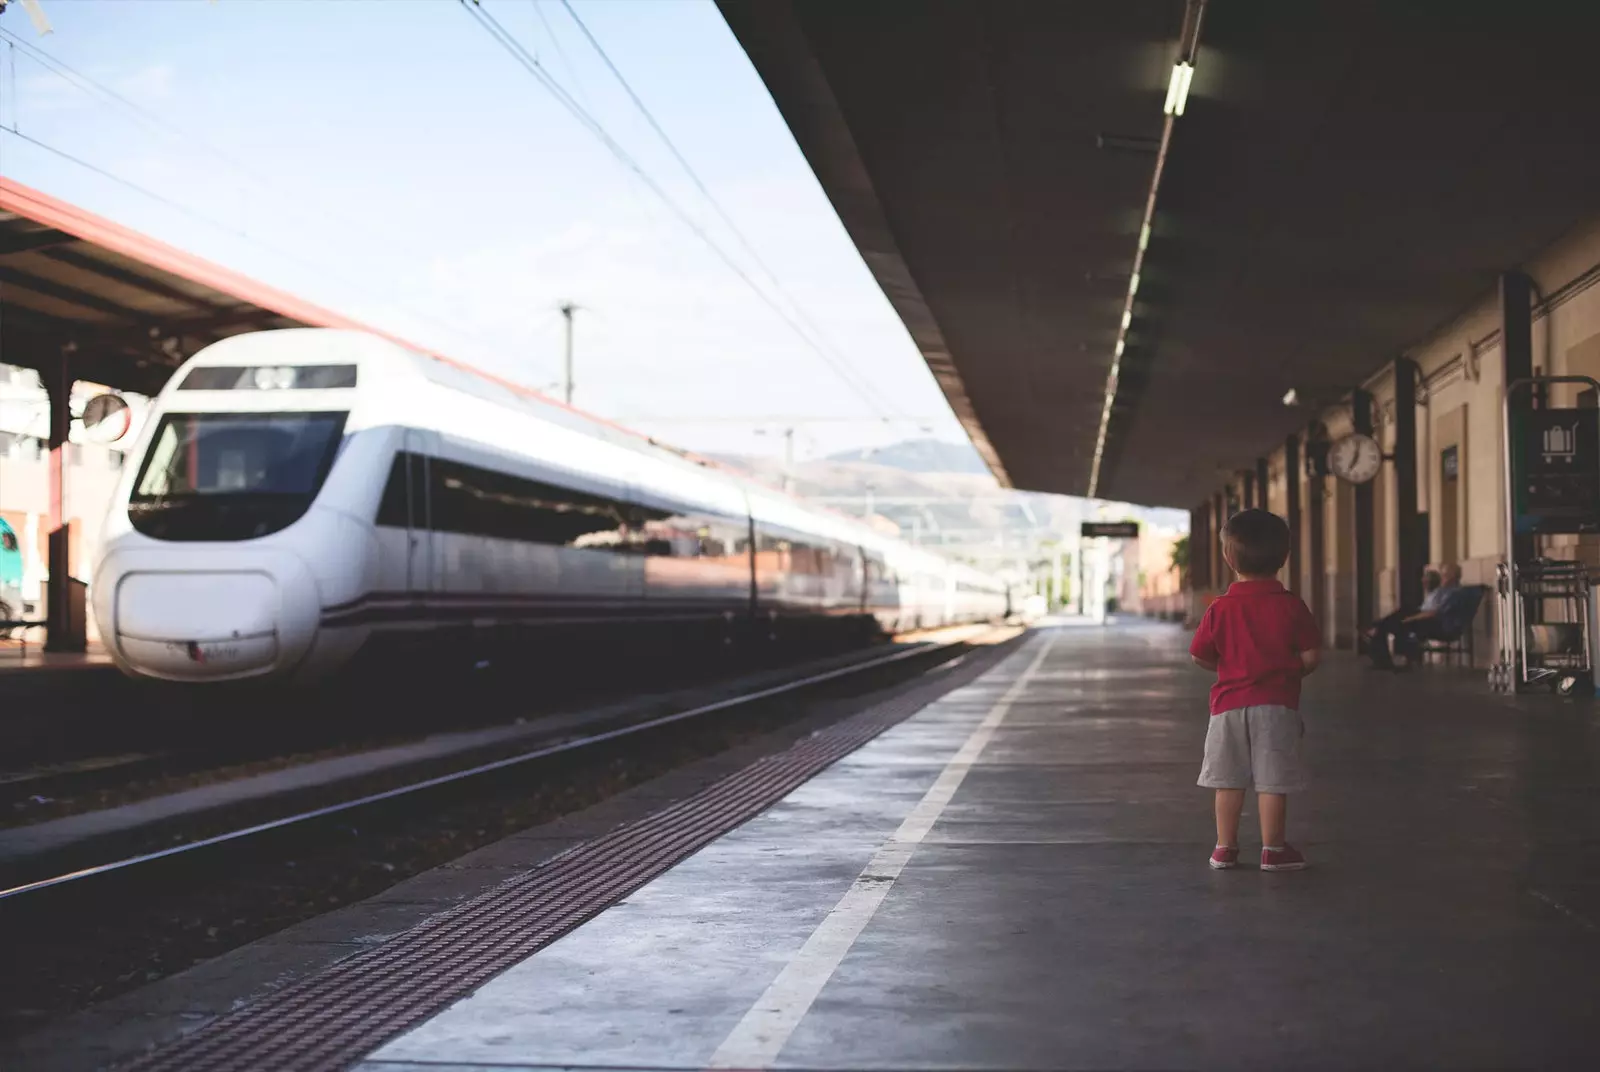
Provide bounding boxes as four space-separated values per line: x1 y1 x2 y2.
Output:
347 621 1600 1071
0 640 112 673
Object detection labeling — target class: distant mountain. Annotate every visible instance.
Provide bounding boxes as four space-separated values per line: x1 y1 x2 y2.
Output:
704 435 1186 582
825 438 988 475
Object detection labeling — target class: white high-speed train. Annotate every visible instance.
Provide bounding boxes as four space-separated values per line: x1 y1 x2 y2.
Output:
91 329 1010 684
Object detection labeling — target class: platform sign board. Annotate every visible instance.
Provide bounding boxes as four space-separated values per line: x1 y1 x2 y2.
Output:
1512 408 1600 533
1082 521 1139 539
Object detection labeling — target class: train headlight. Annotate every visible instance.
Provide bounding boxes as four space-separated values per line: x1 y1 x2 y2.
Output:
252 366 297 390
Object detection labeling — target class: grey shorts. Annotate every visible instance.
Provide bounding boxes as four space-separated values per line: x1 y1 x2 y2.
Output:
1197 705 1307 794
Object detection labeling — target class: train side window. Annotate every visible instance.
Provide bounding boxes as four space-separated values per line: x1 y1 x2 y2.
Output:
428 456 630 549
376 454 410 528
624 502 677 556
375 452 430 529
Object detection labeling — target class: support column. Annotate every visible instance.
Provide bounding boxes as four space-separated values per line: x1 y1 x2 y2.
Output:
43 348 84 653
1241 471 1255 513
1256 457 1270 511
1285 433 1302 593
1308 429 1328 629
1502 271 1535 566
1352 388 1375 632
1074 533 1085 615
1189 503 1209 591
1213 491 1227 584
1393 358 1423 610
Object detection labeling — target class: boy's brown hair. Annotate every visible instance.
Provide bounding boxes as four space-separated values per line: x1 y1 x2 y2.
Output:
1223 509 1291 577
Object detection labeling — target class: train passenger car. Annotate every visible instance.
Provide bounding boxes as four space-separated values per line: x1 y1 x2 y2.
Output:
951 562 1009 624
744 483 871 640
92 329 1010 684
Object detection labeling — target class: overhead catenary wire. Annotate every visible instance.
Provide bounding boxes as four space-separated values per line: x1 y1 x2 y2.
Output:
0 28 523 363
0 28 465 278
3 125 258 243
460 0 906 427
532 0 590 110
0 125 500 363
555 0 909 423
468 0 899 424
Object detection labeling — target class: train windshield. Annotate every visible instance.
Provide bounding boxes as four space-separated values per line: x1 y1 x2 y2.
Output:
128 411 347 541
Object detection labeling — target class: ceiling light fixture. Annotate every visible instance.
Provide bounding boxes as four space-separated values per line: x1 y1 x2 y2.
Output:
1282 388 1299 407
1088 1 1206 499
1163 62 1194 117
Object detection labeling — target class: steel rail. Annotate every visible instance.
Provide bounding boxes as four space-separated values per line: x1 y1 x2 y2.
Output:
0 633 984 903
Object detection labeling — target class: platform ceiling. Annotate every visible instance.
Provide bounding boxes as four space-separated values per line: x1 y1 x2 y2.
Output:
718 0 1600 506
0 178 359 397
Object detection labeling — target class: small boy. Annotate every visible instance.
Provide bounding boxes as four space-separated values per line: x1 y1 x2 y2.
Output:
1190 508 1321 871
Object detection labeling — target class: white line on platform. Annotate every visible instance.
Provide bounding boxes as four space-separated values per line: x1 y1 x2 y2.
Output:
706 630 1060 1070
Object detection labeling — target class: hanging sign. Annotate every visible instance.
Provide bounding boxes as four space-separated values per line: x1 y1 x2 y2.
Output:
1513 408 1600 533
1082 521 1139 539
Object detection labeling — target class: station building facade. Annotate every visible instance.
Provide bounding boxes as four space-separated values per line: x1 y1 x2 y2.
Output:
1189 214 1600 665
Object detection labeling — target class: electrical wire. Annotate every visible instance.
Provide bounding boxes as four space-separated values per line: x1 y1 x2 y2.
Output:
0 30 510 360
532 0 589 110
461 0 904 425
558 0 912 423
0 125 499 364
2 125 254 239
556 0 907 423
0 28 476 293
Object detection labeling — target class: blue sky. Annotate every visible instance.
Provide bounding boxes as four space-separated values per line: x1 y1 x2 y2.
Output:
0 0 968 464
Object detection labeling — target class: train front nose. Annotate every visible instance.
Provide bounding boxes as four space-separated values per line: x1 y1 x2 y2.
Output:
106 560 318 681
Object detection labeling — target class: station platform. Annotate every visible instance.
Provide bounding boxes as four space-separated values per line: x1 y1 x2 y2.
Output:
0 639 114 675
352 622 1600 1070
24 619 1600 1070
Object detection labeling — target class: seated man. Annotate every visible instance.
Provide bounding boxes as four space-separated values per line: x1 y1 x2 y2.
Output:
1368 564 1461 669
1362 568 1440 651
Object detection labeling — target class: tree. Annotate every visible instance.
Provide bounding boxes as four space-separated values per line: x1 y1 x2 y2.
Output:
1170 535 1190 588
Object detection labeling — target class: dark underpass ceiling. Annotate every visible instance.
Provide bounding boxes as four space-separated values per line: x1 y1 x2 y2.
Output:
718 0 1600 507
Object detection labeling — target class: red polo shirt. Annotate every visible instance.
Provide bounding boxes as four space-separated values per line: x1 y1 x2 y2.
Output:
1190 579 1321 715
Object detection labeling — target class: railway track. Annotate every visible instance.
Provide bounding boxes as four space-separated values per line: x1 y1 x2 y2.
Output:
0 632 919 829
0 624 1020 1033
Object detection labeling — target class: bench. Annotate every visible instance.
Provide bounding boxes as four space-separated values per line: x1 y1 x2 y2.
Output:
1417 584 1490 668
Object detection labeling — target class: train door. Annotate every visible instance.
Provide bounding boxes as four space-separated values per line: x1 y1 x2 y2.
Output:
404 429 436 595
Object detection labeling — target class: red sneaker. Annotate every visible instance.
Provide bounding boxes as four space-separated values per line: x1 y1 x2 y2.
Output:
1260 844 1307 871
1209 845 1239 870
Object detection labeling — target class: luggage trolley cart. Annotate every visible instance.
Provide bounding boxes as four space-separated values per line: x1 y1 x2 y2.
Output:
1491 375 1600 694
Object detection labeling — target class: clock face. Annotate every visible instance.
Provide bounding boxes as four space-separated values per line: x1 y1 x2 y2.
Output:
1328 433 1382 484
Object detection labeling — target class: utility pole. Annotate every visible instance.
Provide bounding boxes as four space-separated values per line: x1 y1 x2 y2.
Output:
754 425 799 493
781 427 797 493
559 301 579 406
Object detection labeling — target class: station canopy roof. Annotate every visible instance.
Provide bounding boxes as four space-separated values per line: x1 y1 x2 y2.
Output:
0 177 748 475
0 178 385 397
718 0 1600 506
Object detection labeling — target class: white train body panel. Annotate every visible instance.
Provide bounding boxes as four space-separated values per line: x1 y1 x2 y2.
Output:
92 329 1010 684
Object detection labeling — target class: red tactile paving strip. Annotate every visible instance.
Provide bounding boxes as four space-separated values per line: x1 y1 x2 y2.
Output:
119 688 950 1072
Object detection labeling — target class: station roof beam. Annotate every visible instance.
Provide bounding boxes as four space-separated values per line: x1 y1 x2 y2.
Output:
718 0 1600 505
